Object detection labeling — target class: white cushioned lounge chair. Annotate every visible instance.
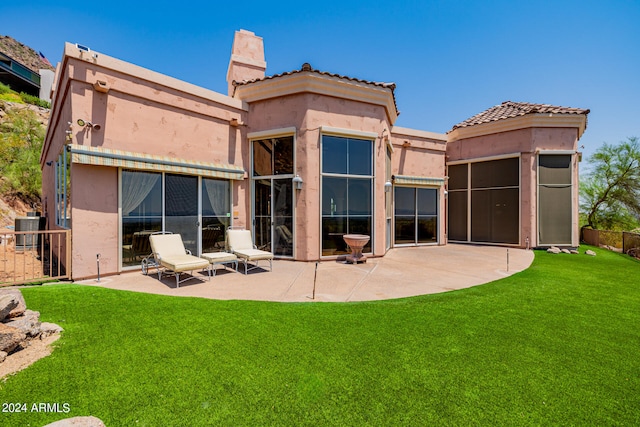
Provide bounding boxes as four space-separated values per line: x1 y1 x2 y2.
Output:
226 229 274 274
148 233 210 288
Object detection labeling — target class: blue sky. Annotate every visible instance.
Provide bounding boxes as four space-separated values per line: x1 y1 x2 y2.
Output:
3 0 639 162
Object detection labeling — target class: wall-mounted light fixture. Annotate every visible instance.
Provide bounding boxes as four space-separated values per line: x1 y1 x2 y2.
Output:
77 119 102 131
229 118 245 127
93 80 109 93
46 161 53 166
292 175 303 190
384 181 393 192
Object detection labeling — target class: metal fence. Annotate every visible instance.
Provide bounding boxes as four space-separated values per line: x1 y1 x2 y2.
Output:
581 228 640 254
0 229 71 286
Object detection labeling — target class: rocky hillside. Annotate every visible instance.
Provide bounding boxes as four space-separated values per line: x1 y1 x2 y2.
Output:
0 36 52 229
0 35 55 73
0 101 49 228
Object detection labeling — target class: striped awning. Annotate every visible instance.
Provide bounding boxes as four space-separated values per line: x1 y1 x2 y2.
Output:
393 175 445 186
68 144 245 180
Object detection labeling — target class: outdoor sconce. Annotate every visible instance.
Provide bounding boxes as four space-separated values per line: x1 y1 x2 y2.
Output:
384 181 393 192
77 119 102 131
293 175 303 190
93 80 110 93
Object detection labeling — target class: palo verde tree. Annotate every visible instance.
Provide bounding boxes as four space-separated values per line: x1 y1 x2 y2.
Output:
580 137 640 230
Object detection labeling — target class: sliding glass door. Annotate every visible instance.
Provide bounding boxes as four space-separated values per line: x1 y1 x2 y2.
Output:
121 170 231 268
394 187 438 245
252 135 294 257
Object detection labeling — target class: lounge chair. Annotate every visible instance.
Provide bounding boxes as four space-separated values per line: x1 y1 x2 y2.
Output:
226 229 274 274
148 233 210 288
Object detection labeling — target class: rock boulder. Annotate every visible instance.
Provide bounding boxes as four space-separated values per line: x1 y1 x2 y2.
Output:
0 323 26 353
43 416 106 427
0 289 26 318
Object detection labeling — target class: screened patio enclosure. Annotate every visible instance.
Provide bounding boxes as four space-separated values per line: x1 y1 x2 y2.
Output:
447 157 520 245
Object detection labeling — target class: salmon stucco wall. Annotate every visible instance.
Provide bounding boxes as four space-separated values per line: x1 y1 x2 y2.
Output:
70 164 119 279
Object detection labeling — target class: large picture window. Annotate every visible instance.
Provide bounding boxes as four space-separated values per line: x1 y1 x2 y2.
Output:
321 135 373 256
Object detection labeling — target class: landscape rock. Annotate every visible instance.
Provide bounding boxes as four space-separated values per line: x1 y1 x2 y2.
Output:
586 249 597 256
3 309 41 337
0 351 6 362
0 323 27 353
0 289 27 318
570 249 579 254
40 322 64 338
43 416 106 427
0 295 18 321
547 246 561 254
561 249 571 254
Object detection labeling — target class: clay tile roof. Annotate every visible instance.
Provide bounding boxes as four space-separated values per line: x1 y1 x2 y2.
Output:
233 63 398 114
451 101 590 131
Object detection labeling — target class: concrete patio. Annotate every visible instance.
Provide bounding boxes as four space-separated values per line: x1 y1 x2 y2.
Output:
76 244 535 302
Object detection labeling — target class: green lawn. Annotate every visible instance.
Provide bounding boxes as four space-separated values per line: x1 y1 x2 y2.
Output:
1 246 639 426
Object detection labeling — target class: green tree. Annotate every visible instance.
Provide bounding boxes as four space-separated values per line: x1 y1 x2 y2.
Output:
580 137 640 230
0 106 44 200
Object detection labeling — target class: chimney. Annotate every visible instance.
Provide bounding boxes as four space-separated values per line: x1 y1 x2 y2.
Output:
226 30 266 97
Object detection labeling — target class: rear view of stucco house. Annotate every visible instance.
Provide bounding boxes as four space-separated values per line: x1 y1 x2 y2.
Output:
40 29 588 280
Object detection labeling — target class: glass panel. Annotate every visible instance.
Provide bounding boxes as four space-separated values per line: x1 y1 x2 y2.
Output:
122 171 162 217
447 191 467 241
254 216 271 251
253 140 273 177
417 188 437 216
254 180 271 251
201 218 227 253
122 218 162 266
273 178 293 256
448 164 468 190
165 174 198 254
395 216 415 245
322 177 348 216
348 179 371 215
202 179 229 217
322 136 347 174
417 217 437 243
395 187 415 216
322 217 347 256
121 170 162 267
471 158 519 189
539 185 572 245
202 178 230 253
348 138 372 176
274 136 294 175
539 155 571 185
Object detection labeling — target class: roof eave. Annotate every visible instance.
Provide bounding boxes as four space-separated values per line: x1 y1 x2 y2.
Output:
234 71 399 124
447 113 588 142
